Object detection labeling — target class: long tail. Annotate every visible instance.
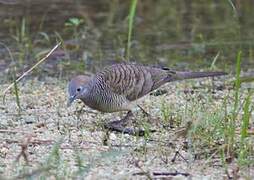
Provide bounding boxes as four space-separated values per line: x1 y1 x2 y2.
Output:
176 71 227 79
167 71 227 81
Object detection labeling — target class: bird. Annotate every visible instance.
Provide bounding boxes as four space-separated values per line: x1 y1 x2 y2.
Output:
67 63 226 113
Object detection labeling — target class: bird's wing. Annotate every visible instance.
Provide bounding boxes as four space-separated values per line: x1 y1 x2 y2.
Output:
95 63 226 102
97 64 171 101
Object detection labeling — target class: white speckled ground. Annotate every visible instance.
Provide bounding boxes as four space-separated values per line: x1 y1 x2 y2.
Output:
0 76 253 179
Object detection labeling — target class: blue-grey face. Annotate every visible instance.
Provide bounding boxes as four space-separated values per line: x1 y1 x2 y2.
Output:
67 75 91 107
67 84 83 106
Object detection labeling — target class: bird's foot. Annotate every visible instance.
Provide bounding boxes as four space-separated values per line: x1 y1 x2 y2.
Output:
104 124 147 136
104 111 155 136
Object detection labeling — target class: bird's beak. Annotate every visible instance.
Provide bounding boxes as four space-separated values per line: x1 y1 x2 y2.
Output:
67 95 76 107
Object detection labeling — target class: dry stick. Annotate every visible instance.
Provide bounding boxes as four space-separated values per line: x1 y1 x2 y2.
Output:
2 42 61 103
0 138 54 145
153 171 190 177
0 129 43 134
171 150 188 163
1 137 99 148
16 134 34 164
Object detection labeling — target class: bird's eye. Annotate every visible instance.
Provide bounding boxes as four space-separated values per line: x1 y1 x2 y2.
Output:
77 87 82 92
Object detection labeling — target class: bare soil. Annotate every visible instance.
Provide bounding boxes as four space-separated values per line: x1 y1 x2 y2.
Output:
0 76 253 179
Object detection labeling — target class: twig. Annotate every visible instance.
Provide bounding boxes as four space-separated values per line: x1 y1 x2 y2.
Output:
16 134 34 164
134 171 190 178
2 42 61 103
0 129 43 134
171 150 188 163
153 171 190 177
1 137 100 149
2 138 54 145
133 159 153 180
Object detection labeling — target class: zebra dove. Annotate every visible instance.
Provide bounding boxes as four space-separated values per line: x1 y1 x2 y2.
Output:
67 63 226 112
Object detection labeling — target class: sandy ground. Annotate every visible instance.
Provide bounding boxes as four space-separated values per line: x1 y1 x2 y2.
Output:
0 76 253 179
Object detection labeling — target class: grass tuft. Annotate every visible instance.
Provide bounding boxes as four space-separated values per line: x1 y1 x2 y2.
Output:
12 67 21 114
125 0 138 60
228 50 242 153
238 91 253 165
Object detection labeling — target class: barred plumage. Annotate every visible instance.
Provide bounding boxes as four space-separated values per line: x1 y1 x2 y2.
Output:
67 63 226 112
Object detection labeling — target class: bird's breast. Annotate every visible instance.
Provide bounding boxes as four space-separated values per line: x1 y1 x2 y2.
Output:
81 91 132 113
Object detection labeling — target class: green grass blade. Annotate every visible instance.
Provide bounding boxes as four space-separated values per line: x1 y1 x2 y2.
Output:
13 67 21 114
238 91 253 165
229 50 242 153
227 0 238 17
241 92 252 139
233 50 242 112
125 0 138 60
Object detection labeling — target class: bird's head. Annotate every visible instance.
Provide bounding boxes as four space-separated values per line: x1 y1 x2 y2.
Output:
67 75 91 107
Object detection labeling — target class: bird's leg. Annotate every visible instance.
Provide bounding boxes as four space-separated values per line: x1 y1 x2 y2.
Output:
104 111 133 133
105 111 149 136
137 105 157 125
103 111 134 145
135 105 157 133
108 111 133 126
137 105 151 117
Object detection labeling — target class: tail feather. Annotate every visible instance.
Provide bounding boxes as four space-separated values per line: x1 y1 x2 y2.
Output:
167 71 227 81
176 71 227 80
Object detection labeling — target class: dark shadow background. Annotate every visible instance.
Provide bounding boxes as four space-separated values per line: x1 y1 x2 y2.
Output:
0 0 253 80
